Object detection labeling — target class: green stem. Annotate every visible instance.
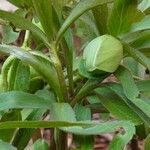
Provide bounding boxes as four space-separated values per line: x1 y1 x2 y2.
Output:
50 43 68 102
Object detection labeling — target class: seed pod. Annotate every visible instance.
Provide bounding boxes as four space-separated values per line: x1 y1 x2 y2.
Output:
83 35 123 73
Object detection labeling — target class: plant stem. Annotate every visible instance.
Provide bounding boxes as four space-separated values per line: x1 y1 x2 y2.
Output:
55 128 68 150
50 43 68 102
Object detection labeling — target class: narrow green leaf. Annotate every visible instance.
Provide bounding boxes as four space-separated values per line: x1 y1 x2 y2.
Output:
12 109 46 150
0 91 52 111
32 139 48 150
8 58 20 91
107 0 139 36
123 43 150 70
56 0 113 43
52 0 64 17
138 0 150 11
0 9 50 48
0 110 21 142
32 0 53 39
114 66 139 100
1 56 15 91
130 15 150 32
95 87 142 125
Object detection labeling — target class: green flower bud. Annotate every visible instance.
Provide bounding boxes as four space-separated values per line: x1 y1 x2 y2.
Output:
83 35 123 73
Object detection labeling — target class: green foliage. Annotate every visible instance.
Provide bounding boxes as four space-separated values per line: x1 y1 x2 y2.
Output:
0 0 149 149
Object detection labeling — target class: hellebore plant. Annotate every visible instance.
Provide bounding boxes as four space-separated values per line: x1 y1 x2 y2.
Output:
0 0 149 150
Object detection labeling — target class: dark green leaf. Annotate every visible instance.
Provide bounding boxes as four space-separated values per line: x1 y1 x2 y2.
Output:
107 0 140 36
114 66 139 100
32 0 53 39
56 0 113 43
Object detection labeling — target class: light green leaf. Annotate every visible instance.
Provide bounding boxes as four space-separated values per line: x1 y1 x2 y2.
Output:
107 0 140 36
32 0 53 39
83 35 123 73
32 139 48 150
50 103 76 122
0 91 52 111
0 140 16 150
52 0 64 17
2 26 19 44
138 0 150 12
56 0 113 43
130 15 150 32
0 9 50 48
114 66 139 100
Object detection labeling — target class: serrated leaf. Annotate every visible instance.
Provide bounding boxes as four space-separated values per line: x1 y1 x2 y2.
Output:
0 91 53 111
95 87 142 125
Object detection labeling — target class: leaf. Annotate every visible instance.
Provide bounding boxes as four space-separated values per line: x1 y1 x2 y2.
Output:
0 140 16 150
144 133 150 150
138 0 150 12
92 4 108 35
71 75 107 106
83 35 123 73
2 26 19 44
0 44 62 99
32 0 53 39
114 66 139 100
0 9 50 48
123 43 150 70
95 87 142 125
106 83 150 126
50 103 76 122
107 0 139 36
8 58 20 91
12 109 46 150
130 15 150 32
1 56 15 91
0 91 53 111
56 0 113 43
49 103 135 150
32 139 48 150
73 105 93 150
0 110 21 142
52 0 64 17
14 62 30 92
